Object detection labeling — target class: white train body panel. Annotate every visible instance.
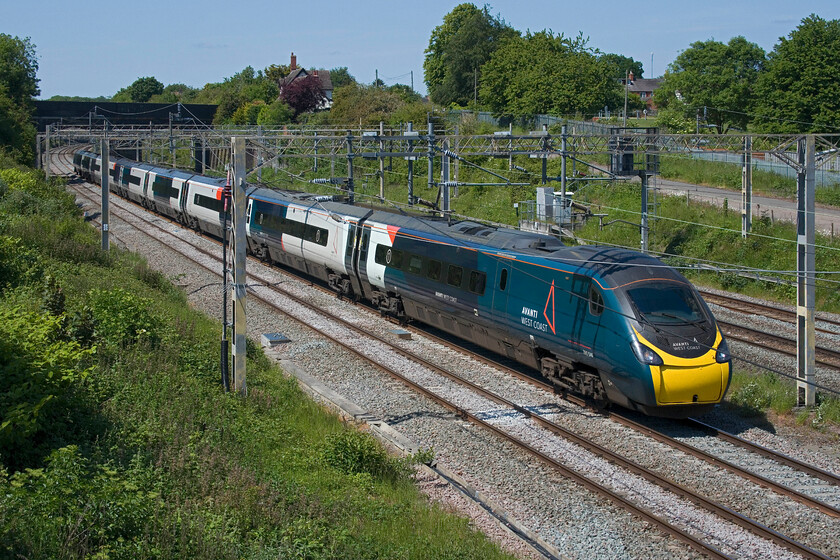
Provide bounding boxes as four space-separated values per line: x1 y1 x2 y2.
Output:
364 220 394 289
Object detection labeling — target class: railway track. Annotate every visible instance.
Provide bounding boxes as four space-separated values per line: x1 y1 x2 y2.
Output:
699 290 840 371
61 160 840 560
699 291 840 335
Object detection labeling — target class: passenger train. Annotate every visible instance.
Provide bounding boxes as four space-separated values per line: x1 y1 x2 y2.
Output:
74 149 732 418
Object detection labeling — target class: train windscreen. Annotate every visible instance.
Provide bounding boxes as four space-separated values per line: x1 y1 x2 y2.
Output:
627 283 705 325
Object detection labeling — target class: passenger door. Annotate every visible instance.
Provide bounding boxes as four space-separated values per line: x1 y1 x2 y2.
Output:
569 275 602 357
491 261 510 319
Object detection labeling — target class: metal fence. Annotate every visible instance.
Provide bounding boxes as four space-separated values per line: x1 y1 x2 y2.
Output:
445 110 614 135
687 149 840 188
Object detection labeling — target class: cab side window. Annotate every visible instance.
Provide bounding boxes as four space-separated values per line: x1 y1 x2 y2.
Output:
589 285 604 316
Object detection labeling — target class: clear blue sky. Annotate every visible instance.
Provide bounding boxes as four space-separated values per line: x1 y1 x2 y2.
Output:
3 0 837 99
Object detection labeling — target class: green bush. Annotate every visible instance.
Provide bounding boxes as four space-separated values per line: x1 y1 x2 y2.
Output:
0 307 95 468
88 288 163 347
0 235 40 290
0 445 160 560
727 372 796 415
323 428 408 481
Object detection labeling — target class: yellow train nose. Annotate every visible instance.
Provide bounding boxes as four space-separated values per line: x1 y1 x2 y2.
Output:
650 361 730 404
634 328 731 406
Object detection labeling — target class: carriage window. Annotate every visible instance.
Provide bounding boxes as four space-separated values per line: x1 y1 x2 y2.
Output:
589 286 604 316
152 175 178 199
359 229 370 261
388 248 403 268
375 244 388 265
407 254 423 275
194 193 225 213
427 260 442 281
447 265 463 288
469 271 486 295
375 245 403 268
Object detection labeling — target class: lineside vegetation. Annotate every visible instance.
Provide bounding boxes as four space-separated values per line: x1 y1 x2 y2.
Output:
0 155 515 560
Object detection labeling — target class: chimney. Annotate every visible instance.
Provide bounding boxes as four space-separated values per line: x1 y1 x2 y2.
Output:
290 52 296 71
628 71 635 82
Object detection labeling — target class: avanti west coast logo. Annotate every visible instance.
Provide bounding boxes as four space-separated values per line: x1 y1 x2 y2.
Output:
520 280 556 335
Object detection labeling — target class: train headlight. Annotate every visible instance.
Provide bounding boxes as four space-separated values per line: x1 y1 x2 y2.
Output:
631 338 663 366
715 338 731 363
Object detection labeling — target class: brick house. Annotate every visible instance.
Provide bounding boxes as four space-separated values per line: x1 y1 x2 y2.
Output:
279 52 334 109
622 71 663 113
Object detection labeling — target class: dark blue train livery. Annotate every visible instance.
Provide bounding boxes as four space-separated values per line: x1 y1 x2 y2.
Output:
75 149 731 417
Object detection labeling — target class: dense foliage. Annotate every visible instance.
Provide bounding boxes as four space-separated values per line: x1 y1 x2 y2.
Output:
599 53 644 81
329 82 429 126
111 76 165 103
0 34 38 163
0 156 516 559
280 74 327 117
423 3 517 107
329 66 355 89
480 31 620 118
752 14 840 133
654 37 765 133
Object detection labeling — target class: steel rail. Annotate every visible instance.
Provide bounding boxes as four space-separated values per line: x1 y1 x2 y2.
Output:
64 167 836 560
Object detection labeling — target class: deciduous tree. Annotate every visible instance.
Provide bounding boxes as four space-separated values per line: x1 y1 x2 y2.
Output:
599 53 644 80
423 3 516 107
0 34 38 163
654 37 765 133
113 76 164 103
257 99 294 126
480 31 619 118
329 83 410 126
329 67 355 89
752 15 840 133
279 74 326 117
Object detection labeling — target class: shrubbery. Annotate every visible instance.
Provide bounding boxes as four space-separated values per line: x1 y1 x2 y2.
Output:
0 156 513 559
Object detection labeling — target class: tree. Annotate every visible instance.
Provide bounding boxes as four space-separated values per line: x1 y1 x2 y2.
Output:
193 66 278 124
480 31 620 117
653 37 765 133
752 15 840 133
257 99 294 126
231 100 265 125
599 53 644 80
329 67 355 89
279 74 326 117
151 83 198 103
423 3 517 106
0 34 39 104
0 34 39 163
264 63 290 84
113 76 165 103
387 84 422 103
329 83 405 126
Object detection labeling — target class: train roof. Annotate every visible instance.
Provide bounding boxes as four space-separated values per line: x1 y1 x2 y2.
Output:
552 244 689 288
240 186 689 289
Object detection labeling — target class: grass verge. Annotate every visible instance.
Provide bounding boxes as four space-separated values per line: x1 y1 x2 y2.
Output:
0 156 515 560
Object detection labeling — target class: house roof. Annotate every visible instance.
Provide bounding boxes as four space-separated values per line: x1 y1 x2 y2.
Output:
627 78 663 94
280 68 333 92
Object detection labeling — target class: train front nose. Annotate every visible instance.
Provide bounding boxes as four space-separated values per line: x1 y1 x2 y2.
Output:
651 360 730 404
635 329 731 406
